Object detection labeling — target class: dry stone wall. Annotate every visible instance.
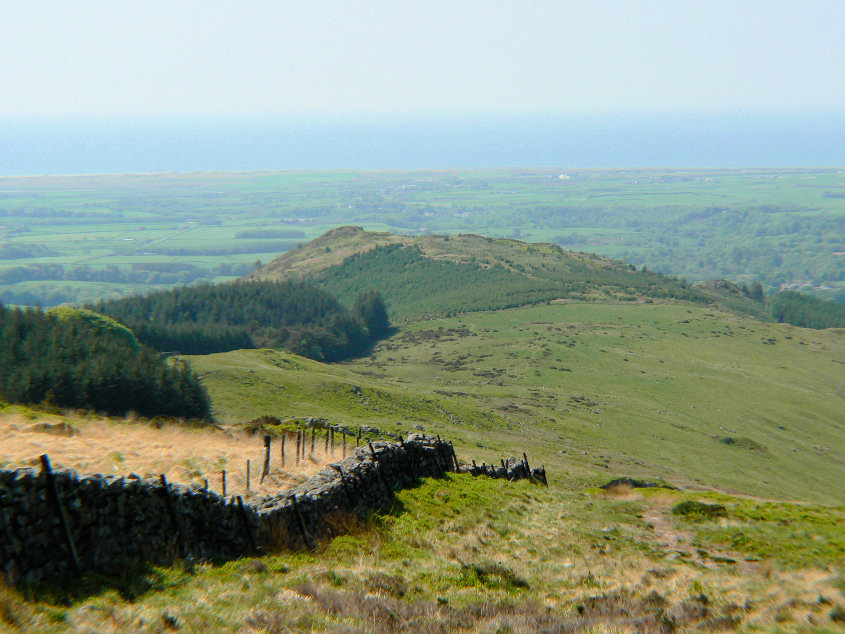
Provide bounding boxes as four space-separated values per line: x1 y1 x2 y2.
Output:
0 434 456 585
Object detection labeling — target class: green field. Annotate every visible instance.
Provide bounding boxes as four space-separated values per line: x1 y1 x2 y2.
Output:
2 169 844 306
4 296 844 630
186 301 845 505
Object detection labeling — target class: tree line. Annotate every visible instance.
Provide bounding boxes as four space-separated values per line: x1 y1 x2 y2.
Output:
91 279 390 361
769 290 845 329
0 304 211 419
313 243 710 320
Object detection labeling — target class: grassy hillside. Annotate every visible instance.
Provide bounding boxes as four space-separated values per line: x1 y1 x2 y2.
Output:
249 227 745 320
7 472 843 631
5 300 844 631
187 301 845 504
0 408 330 498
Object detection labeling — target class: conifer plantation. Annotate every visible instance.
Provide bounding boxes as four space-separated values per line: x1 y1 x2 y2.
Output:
92 279 389 361
0 304 210 419
769 290 845 329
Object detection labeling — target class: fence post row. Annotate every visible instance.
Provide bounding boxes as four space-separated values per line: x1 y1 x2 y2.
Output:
39 454 82 575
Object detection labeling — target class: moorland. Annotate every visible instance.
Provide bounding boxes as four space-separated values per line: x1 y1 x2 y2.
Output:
0 172 844 632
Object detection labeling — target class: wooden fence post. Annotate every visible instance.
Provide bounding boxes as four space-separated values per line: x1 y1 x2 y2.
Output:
310 428 315 456
342 431 347 458
325 427 329 453
281 433 286 468
236 496 258 554
246 459 251 492
261 435 271 483
296 431 301 466
222 469 227 496
398 437 414 484
291 494 315 550
369 442 393 494
159 474 186 558
40 454 82 575
332 465 353 507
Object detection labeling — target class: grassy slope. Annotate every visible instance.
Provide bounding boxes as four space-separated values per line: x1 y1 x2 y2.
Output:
249 226 766 320
250 226 610 282
5 299 845 630
187 302 845 504
6 474 843 631
6 223 845 630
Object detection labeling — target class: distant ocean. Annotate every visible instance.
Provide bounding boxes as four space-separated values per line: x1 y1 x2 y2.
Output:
1 112 844 175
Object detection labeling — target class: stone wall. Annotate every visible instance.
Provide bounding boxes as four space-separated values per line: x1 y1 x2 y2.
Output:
0 435 457 585
460 455 548 485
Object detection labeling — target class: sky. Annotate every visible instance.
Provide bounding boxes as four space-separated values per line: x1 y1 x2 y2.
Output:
2 0 844 120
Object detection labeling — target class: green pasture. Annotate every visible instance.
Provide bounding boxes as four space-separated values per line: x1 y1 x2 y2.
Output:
187 301 845 504
2 168 844 306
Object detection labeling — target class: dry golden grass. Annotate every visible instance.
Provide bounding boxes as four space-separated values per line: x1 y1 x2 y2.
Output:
0 412 345 498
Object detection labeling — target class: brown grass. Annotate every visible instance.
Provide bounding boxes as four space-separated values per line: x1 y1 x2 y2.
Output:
0 412 342 498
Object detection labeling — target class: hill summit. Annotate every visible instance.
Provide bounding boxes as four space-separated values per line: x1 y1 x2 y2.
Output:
249 227 726 319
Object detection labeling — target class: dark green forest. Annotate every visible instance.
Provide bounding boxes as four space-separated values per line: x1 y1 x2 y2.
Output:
769 290 845 329
92 280 389 361
313 243 710 319
0 304 210 419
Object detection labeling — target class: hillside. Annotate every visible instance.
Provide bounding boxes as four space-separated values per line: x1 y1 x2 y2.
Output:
2 169 843 309
6 227 845 631
186 302 845 505
249 227 720 319
0 408 332 497
5 262 845 631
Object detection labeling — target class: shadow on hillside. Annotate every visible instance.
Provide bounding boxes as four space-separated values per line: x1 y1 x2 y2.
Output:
16 559 195 606
379 473 458 517
355 325 400 359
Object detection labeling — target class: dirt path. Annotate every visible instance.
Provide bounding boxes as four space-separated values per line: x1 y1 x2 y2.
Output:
643 504 752 571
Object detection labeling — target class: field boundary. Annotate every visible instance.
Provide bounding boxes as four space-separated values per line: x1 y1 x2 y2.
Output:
1 434 462 585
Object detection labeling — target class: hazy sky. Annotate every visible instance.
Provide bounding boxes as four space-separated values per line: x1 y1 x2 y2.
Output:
2 0 844 120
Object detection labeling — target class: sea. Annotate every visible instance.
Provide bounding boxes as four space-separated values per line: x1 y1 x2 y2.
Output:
1 111 844 176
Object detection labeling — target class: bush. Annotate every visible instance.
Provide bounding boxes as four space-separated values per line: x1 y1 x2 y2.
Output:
671 500 728 521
